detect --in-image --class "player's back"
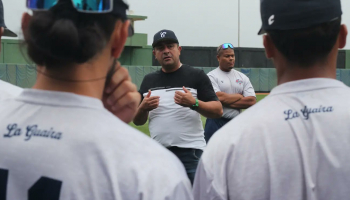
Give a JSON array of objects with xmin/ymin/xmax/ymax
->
[
  {"xmin": 196, "ymin": 78, "xmax": 350, "ymax": 200},
  {"xmin": 0, "ymin": 89, "xmax": 192, "ymax": 200},
  {"xmin": 0, "ymin": 80, "xmax": 23, "ymax": 100}
]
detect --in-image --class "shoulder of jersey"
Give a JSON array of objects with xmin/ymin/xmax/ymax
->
[
  {"xmin": 207, "ymin": 67, "xmax": 219, "ymax": 75},
  {"xmin": 229, "ymin": 95, "xmax": 277, "ymax": 127}
]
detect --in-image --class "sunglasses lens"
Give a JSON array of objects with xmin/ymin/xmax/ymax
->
[
  {"xmin": 72, "ymin": 0, "xmax": 112, "ymax": 12},
  {"xmin": 27, "ymin": 0, "xmax": 57, "ymax": 9},
  {"xmin": 222, "ymin": 43, "xmax": 234, "ymax": 49},
  {"xmin": 27, "ymin": 0, "xmax": 112, "ymax": 12}
]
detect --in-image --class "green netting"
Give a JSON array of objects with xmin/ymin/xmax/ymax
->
[
  {"xmin": 202, "ymin": 67, "xmax": 215, "ymax": 74},
  {"xmin": 249, "ymin": 68, "xmax": 260, "ymax": 91},
  {"xmin": 336, "ymin": 69, "xmax": 341, "ymax": 81},
  {"xmin": 340, "ymin": 70, "xmax": 350, "ymax": 86},
  {"xmin": 259, "ymin": 69, "xmax": 269, "ymax": 92},
  {"xmin": 125, "ymin": 66, "xmax": 137, "ymax": 88},
  {"xmin": 0, "ymin": 64, "xmax": 16, "ymax": 85},
  {"xmin": 135, "ymin": 66, "xmax": 144, "ymax": 89},
  {"xmin": 268, "ymin": 68, "xmax": 278, "ymax": 91},
  {"xmin": 2, "ymin": 65, "xmax": 350, "ymax": 92},
  {"xmin": 16, "ymin": 65, "xmax": 37, "ymax": 88}
]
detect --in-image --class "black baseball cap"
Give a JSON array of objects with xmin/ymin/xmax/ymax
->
[
  {"xmin": 258, "ymin": 0, "xmax": 342, "ymax": 35},
  {"xmin": 111, "ymin": 0, "xmax": 129, "ymax": 20},
  {"xmin": 111, "ymin": 0, "xmax": 134, "ymax": 36},
  {"xmin": 152, "ymin": 29, "xmax": 179, "ymax": 47},
  {"xmin": 0, "ymin": 0, "xmax": 17, "ymax": 37},
  {"xmin": 51, "ymin": 0, "xmax": 133, "ymax": 36}
]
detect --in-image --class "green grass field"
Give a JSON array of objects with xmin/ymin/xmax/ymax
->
[{"xmin": 129, "ymin": 94, "xmax": 268, "ymax": 136}]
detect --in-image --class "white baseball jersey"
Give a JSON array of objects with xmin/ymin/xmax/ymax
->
[
  {"xmin": 207, "ymin": 67, "xmax": 256, "ymax": 119},
  {"xmin": 0, "ymin": 80, "xmax": 23, "ymax": 100},
  {"xmin": 193, "ymin": 78, "xmax": 350, "ymax": 200},
  {"xmin": 0, "ymin": 89, "xmax": 193, "ymax": 200}
]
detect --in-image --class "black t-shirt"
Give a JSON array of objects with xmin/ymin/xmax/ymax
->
[{"xmin": 139, "ymin": 65, "xmax": 219, "ymax": 102}]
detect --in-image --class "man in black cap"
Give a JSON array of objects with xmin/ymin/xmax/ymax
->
[
  {"xmin": 193, "ymin": 0, "xmax": 350, "ymax": 199},
  {"xmin": 134, "ymin": 29, "xmax": 222, "ymax": 184}
]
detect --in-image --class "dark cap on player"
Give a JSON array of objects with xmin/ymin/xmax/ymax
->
[
  {"xmin": 152, "ymin": 29, "xmax": 179, "ymax": 48},
  {"xmin": 51, "ymin": 0, "xmax": 133, "ymax": 36},
  {"xmin": 111, "ymin": 0, "xmax": 129, "ymax": 20},
  {"xmin": 113, "ymin": 0, "xmax": 135, "ymax": 37},
  {"xmin": 0, "ymin": 0, "xmax": 17, "ymax": 37},
  {"xmin": 258, "ymin": 0, "xmax": 342, "ymax": 35},
  {"xmin": 98, "ymin": 0, "xmax": 135, "ymax": 36}
]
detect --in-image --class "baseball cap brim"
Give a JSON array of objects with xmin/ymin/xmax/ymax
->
[
  {"xmin": 152, "ymin": 38, "xmax": 179, "ymax": 47},
  {"xmin": 128, "ymin": 24, "xmax": 134, "ymax": 37},
  {"xmin": 3, "ymin": 28, "xmax": 17, "ymax": 37},
  {"xmin": 258, "ymin": 27, "xmax": 266, "ymax": 35}
]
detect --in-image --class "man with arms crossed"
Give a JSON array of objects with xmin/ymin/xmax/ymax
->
[
  {"xmin": 133, "ymin": 29, "xmax": 222, "ymax": 184},
  {"xmin": 204, "ymin": 43, "xmax": 256, "ymax": 142},
  {"xmin": 194, "ymin": 0, "xmax": 350, "ymax": 199}
]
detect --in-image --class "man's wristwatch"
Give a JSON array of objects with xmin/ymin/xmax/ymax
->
[{"xmin": 190, "ymin": 99, "xmax": 199, "ymax": 110}]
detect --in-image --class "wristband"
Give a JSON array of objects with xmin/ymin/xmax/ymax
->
[{"xmin": 190, "ymin": 99, "xmax": 199, "ymax": 110}]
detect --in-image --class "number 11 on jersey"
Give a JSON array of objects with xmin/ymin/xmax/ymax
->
[{"xmin": 0, "ymin": 168, "xmax": 62, "ymax": 200}]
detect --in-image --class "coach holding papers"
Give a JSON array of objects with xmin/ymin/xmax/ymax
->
[{"xmin": 133, "ymin": 29, "xmax": 222, "ymax": 184}]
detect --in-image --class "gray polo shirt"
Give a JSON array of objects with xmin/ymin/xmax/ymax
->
[
  {"xmin": 194, "ymin": 78, "xmax": 350, "ymax": 200},
  {"xmin": 0, "ymin": 89, "xmax": 193, "ymax": 200},
  {"xmin": 207, "ymin": 67, "xmax": 256, "ymax": 119}
]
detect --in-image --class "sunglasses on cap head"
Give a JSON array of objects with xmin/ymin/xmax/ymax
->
[
  {"xmin": 27, "ymin": 0, "xmax": 113, "ymax": 13},
  {"xmin": 26, "ymin": 0, "xmax": 134, "ymax": 36},
  {"xmin": 221, "ymin": 43, "xmax": 234, "ymax": 50},
  {"xmin": 217, "ymin": 43, "xmax": 234, "ymax": 54}
]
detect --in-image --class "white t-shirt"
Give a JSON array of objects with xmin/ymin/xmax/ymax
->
[
  {"xmin": 207, "ymin": 67, "xmax": 256, "ymax": 119},
  {"xmin": 139, "ymin": 65, "xmax": 219, "ymax": 150},
  {"xmin": 0, "ymin": 80, "xmax": 23, "ymax": 100},
  {"xmin": 147, "ymin": 88, "xmax": 206, "ymax": 150},
  {"xmin": 0, "ymin": 89, "xmax": 193, "ymax": 200},
  {"xmin": 193, "ymin": 78, "xmax": 350, "ymax": 200}
]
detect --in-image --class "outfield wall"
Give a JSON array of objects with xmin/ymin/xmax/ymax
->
[
  {"xmin": 2, "ymin": 39, "xmax": 349, "ymax": 69},
  {"xmin": 2, "ymin": 65, "xmax": 350, "ymax": 92}
]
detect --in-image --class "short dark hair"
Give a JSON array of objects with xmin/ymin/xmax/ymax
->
[
  {"xmin": 23, "ymin": 1, "xmax": 121, "ymax": 69},
  {"xmin": 267, "ymin": 18, "xmax": 341, "ymax": 67}
]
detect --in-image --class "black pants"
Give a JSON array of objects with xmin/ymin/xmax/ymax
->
[
  {"xmin": 167, "ymin": 147, "xmax": 203, "ymax": 185},
  {"xmin": 204, "ymin": 117, "xmax": 232, "ymax": 142}
]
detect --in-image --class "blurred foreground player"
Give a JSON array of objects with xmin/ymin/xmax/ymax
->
[
  {"xmin": 0, "ymin": 0, "xmax": 193, "ymax": 199},
  {"xmin": 0, "ymin": 0, "xmax": 140, "ymax": 124},
  {"xmin": 194, "ymin": 0, "xmax": 350, "ymax": 199}
]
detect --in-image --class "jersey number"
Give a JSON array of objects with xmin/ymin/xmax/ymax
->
[{"xmin": 0, "ymin": 168, "xmax": 62, "ymax": 200}]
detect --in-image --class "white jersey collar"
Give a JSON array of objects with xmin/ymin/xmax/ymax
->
[
  {"xmin": 16, "ymin": 89, "xmax": 104, "ymax": 109},
  {"xmin": 270, "ymin": 78, "xmax": 347, "ymax": 96}
]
